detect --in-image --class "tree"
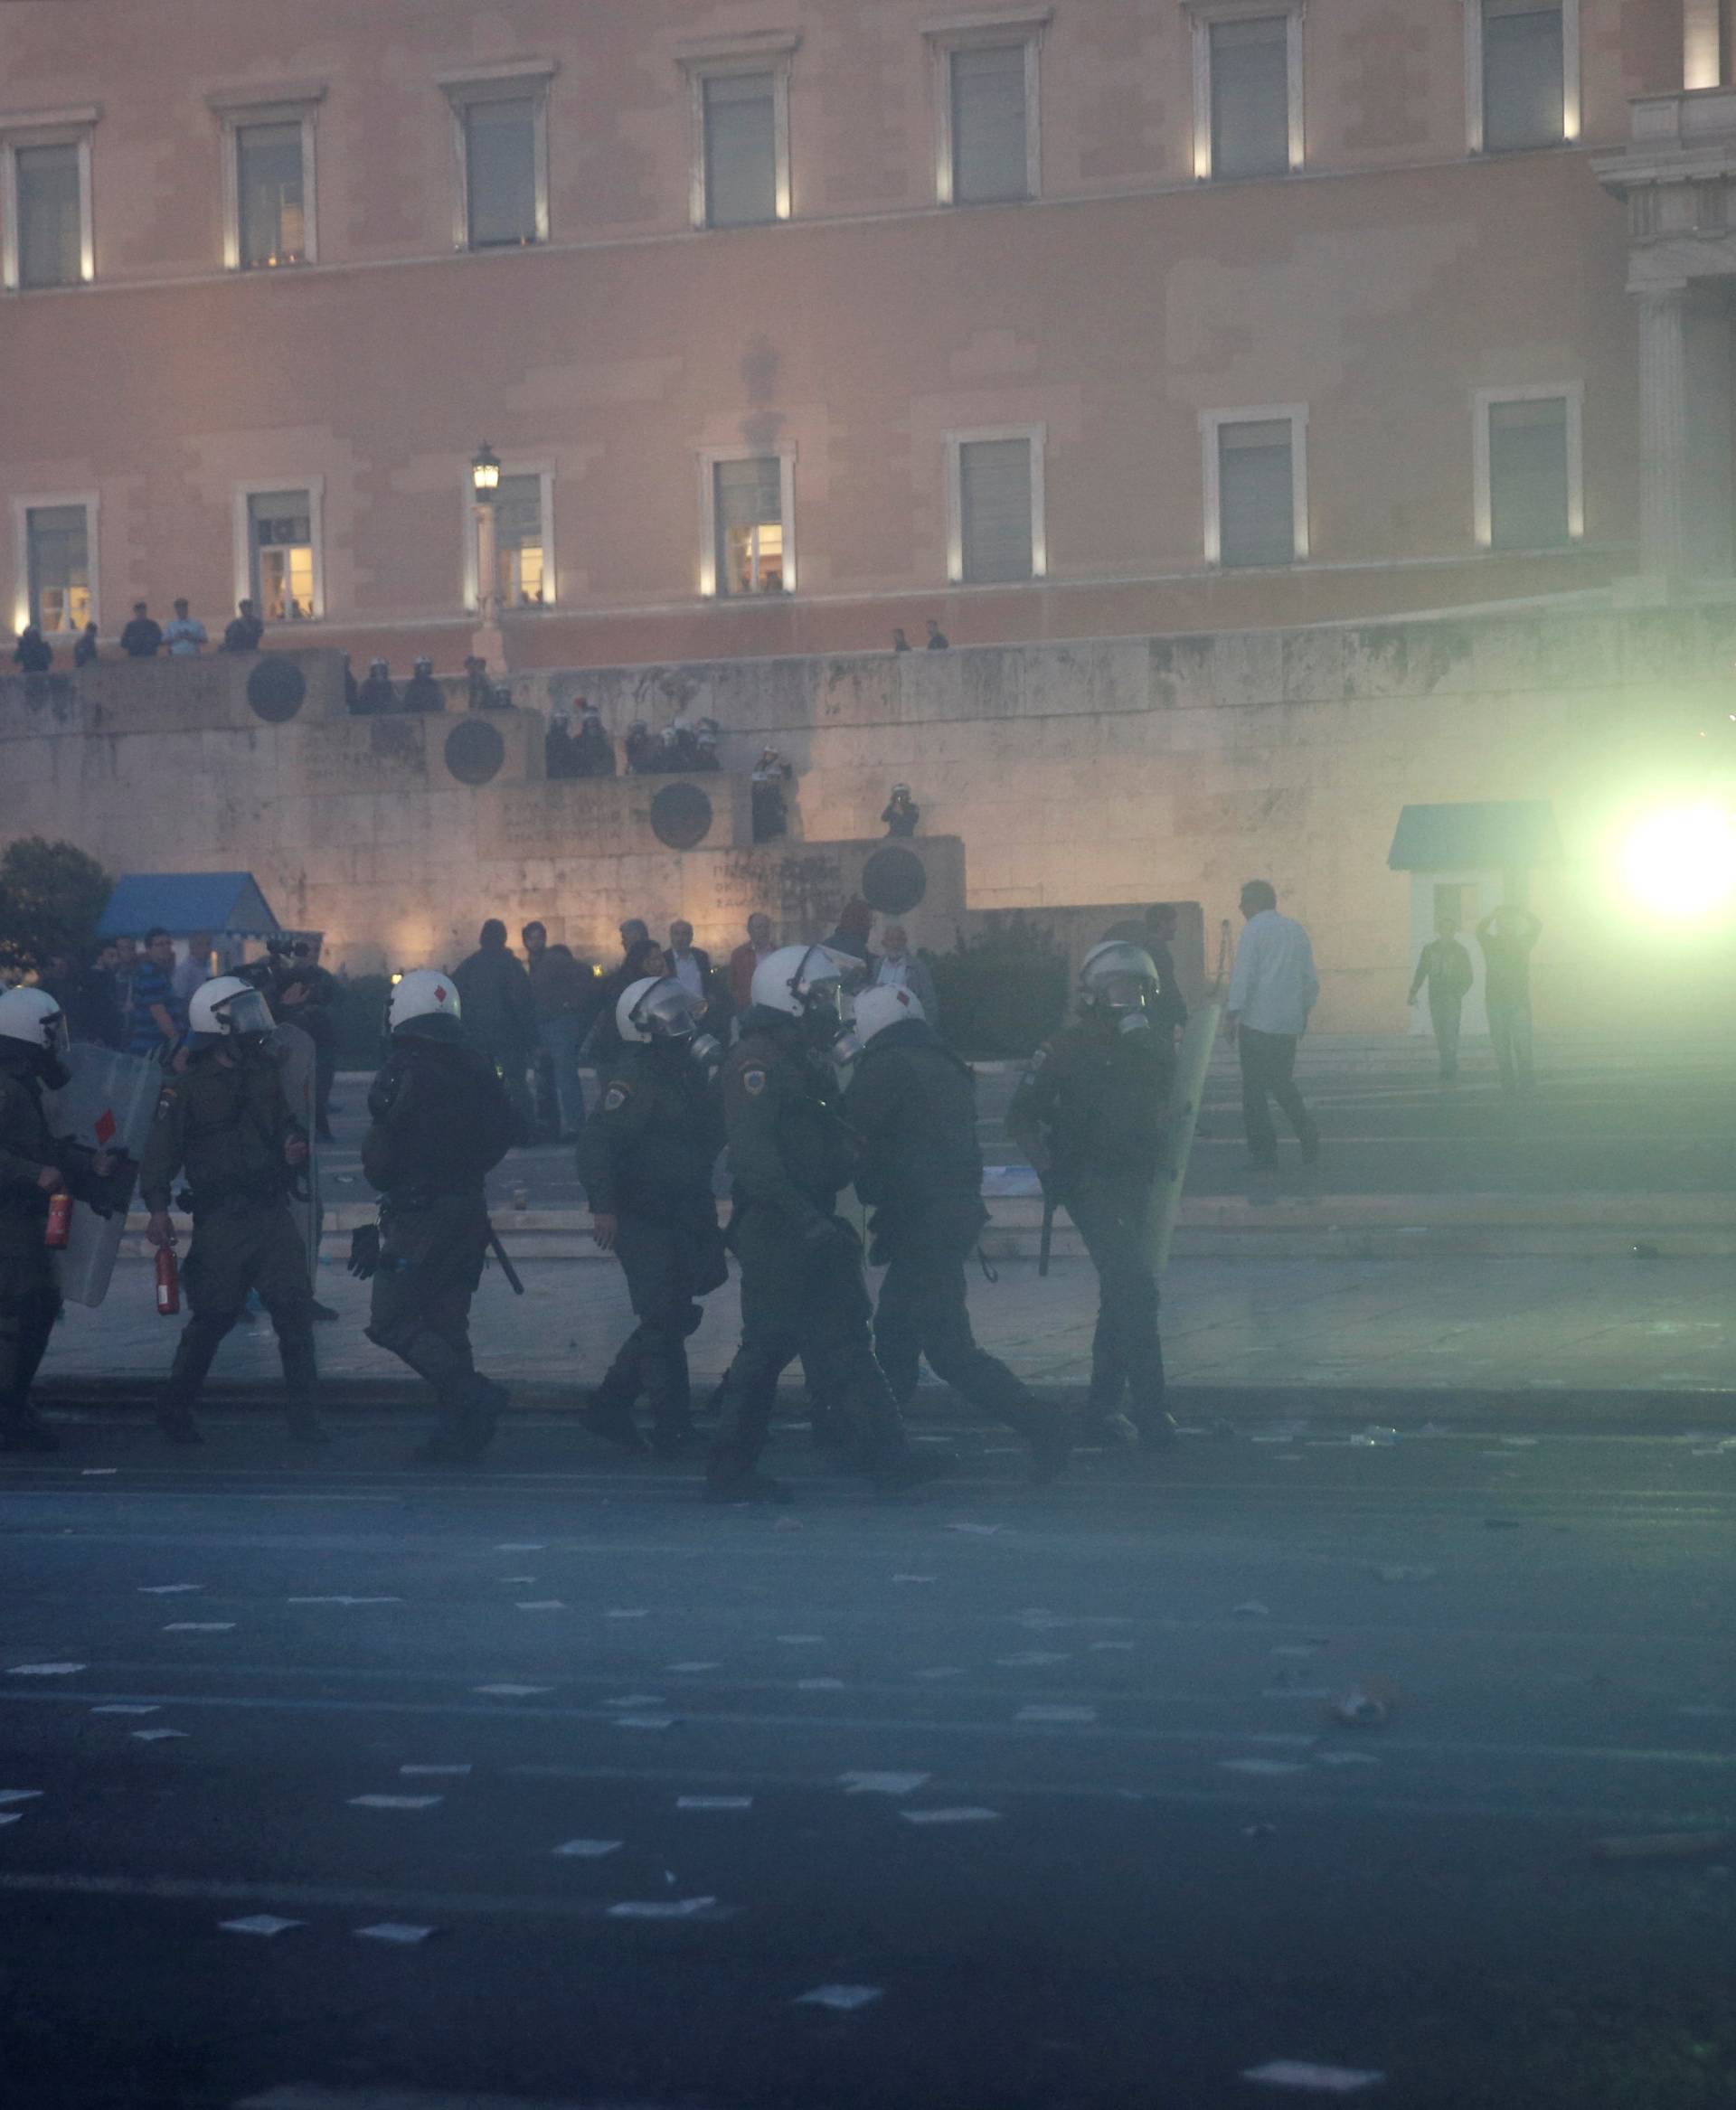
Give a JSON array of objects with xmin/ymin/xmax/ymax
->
[{"xmin": 0, "ymin": 836, "xmax": 113, "ymax": 975}]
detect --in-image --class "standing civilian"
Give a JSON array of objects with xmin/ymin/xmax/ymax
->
[
  {"xmin": 1409, "ymin": 915, "xmax": 1475, "ymax": 1082},
  {"xmin": 1225, "ymin": 881, "xmax": 1320, "ymax": 1172},
  {"xmin": 110, "ymin": 937, "xmax": 138, "ymax": 1036},
  {"xmin": 12, "ymin": 626, "xmax": 52, "ymax": 673},
  {"xmin": 221, "ymin": 600, "xmax": 265, "ymax": 653},
  {"xmin": 868, "ymin": 925, "xmax": 939, "ymax": 1028},
  {"xmin": 1476, "ymin": 903, "xmax": 1543, "ymax": 1094},
  {"xmin": 73, "ymin": 622, "xmax": 100, "ymax": 668},
  {"xmin": 163, "ymin": 599, "xmax": 208, "ymax": 657},
  {"xmin": 120, "ymin": 603, "xmax": 162, "ymax": 657},
  {"xmin": 729, "ymin": 912, "xmax": 777, "ymax": 1013},
  {"xmin": 452, "ymin": 920, "xmax": 536, "ymax": 1136},
  {"xmin": 523, "ymin": 921, "xmax": 592, "ymax": 1143},
  {"xmin": 174, "ymin": 931, "xmax": 214, "ymax": 1012},
  {"xmin": 823, "ymin": 897, "xmax": 874, "ymax": 968},
  {"xmin": 665, "ymin": 920, "xmax": 713, "ymax": 1018},
  {"xmin": 49, "ymin": 946, "xmax": 122, "ymax": 1050},
  {"xmin": 129, "ymin": 928, "xmax": 185, "ymax": 1063}
]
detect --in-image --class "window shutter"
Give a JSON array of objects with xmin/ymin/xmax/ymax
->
[
  {"xmin": 17, "ymin": 143, "xmax": 80, "ymax": 288},
  {"xmin": 1219, "ymin": 420, "xmax": 1295, "ymax": 568},
  {"xmin": 1483, "ymin": 0, "xmax": 1563, "ymax": 150},
  {"xmin": 1488, "ymin": 398, "xmax": 1569, "ymax": 549},
  {"xmin": 1210, "ymin": 16, "xmax": 1289, "ymax": 179},
  {"xmin": 951, "ymin": 43, "xmax": 1028, "ymax": 203},
  {"xmin": 466, "ymin": 98, "xmax": 537, "ymax": 246},
  {"xmin": 959, "ymin": 438, "xmax": 1033, "ymax": 583},
  {"xmin": 704, "ymin": 72, "xmax": 777, "ymax": 227}
]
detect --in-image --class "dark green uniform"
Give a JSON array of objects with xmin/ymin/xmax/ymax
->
[
  {"xmin": 707, "ymin": 1010, "xmax": 929, "ymax": 1495},
  {"xmin": 138, "ymin": 1045, "xmax": 318, "ymax": 1437},
  {"xmin": 362, "ymin": 1036, "xmax": 513, "ymax": 1458},
  {"xmin": 575, "ymin": 1042, "xmax": 726, "ymax": 1455},
  {"xmin": 0, "ymin": 1050, "xmax": 119, "ymax": 1449},
  {"xmin": 1006, "ymin": 1013, "xmax": 1175, "ymax": 1437},
  {"xmin": 846, "ymin": 1017, "xmax": 1067, "ymax": 1477}
]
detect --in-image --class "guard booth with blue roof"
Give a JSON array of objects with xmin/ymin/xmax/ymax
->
[
  {"xmin": 97, "ymin": 871, "xmax": 297, "ymax": 976},
  {"xmin": 1387, "ymin": 802, "xmax": 1562, "ymax": 1041}
]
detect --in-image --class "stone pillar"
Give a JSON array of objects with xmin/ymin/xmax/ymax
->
[
  {"xmin": 1637, "ymin": 284, "xmax": 1692, "ymax": 585},
  {"xmin": 470, "ymin": 498, "xmax": 505, "ymax": 674}
]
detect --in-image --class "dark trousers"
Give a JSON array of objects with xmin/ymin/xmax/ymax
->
[
  {"xmin": 1238, "ymin": 1026, "xmax": 1316, "ymax": 1165},
  {"xmin": 710, "ymin": 1210, "xmax": 910, "ymax": 1484},
  {"xmin": 1064, "ymin": 1183, "xmax": 1165, "ymax": 1420},
  {"xmin": 874, "ymin": 1200, "xmax": 1033, "ymax": 1432},
  {"xmin": 163, "ymin": 1201, "xmax": 316, "ymax": 1422},
  {"xmin": 0, "ymin": 1253, "xmax": 61, "ymax": 1426},
  {"xmin": 594, "ymin": 1210, "xmax": 725, "ymax": 1439},
  {"xmin": 365, "ymin": 1195, "xmax": 489, "ymax": 1418}
]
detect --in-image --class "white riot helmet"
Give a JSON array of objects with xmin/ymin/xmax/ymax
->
[
  {"xmin": 851, "ymin": 983, "xmax": 925, "ymax": 1048},
  {"xmin": 0, "ymin": 986, "xmax": 71, "ymax": 1064},
  {"xmin": 617, "ymin": 975, "xmax": 696, "ymax": 1045},
  {"xmin": 750, "ymin": 944, "xmax": 849, "ymax": 1025},
  {"xmin": 387, "ymin": 968, "xmax": 462, "ymax": 1042},
  {"xmin": 1079, "ymin": 939, "xmax": 1159, "ymax": 1026},
  {"xmin": 188, "ymin": 974, "xmax": 275, "ymax": 1044}
]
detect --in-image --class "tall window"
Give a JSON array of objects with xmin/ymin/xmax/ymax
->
[
  {"xmin": 703, "ymin": 72, "xmax": 777, "ymax": 227},
  {"xmin": 1203, "ymin": 410, "xmax": 1307, "ymax": 568},
  {"xmin": 1484, "ymin": 395, "xmax": 1572, "ymax": 548},
  {"xmin": 1477, "ymin": 0, "xmax": 1571, "ymax": 150},
  {"xmin": 955, "ymin": 436, "xmax": 1037, "ymax": 584},
  {"xmin": 464, "ymin": 97, "xmax": 539, "ymax": 247},
  {"xmin": 248, "ymin": 491, "xmax": 316, "ymax": 620},
  {"xmin": 713, "ymin": 458, "xmax": 786, "ymax": 595},
  {"xmin": 237, "ymin": 121, "xmax": 307, "ymax": 267},
  {"xmin": 1210, "ymin": 17, "xmax": 1290, "ymax": 177},
  {"xmin": 948, "ymin": 42, "xmax": 1032, "ymax": 203},
  {"xmin": 16, "ymin": 144, "xmax": 80, "ymax": 287},
  {"xmin": 25, "ymin": 504, "xmax": 92, "ymax": 632},
  {"xmin": 494, "ymin": 474, "xmax": 548, "ymax": 606}
]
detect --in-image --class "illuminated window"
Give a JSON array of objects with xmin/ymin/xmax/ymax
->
[
  {"xmin": 1201, "ymin": 408, "xmax": 1308, "ymax": 568},
  {"xmin": 1475, "ymin": 387, "xmax": 1581, "ymax": 550},
  {"xmin": 1468, "ymin": 0, "xmax": 1578, "ymax": 152},
  {"xmin": 248, "ymin": 491, "xmax": 317, "ymax": 620},
  {"xmin": 494, "ymin": 474, "xmax": 548, "ymax": 606},
  {"xmin": 25, "ymin": 504, "xmax": 92, "ymax": 631},
  {"xmin": 237, "ymin": 121, "xmax": 307, "ymax": 266},
  {"xmin": 1, "ymin": 113, "xmax": 96, "ymax": 290},
  {"xmin": 714, "ymin": 458, "xmax": 786, "ymax": 595}
]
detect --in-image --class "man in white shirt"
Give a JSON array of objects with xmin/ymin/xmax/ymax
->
[
  {"xmin": 1225, "ymin": 880, "xmax": 1320, "ymax": 1171},
  {"xmin": 665, "ymin": 919, "xmax": 712, "ymax": 1013},
  {"xmin": 870, "ymin": 925, "xmax": 939, "ymax": 1029},
  {"xmin": 172, "ymin": 931, "xmax": 213, "ymax": 1008},
  {"xmin": 163, "ymin": 598, "xmax": 208, "ymax": 656}
]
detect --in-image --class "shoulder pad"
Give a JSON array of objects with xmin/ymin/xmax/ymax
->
[{"xmin": 601, "ymin": 1079, "xmax": 633, "ymax": 1113}]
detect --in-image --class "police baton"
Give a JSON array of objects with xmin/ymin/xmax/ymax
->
[
  {"xmin": 486, "ymin": 1222, "xmax": 526, "ymax": 1295},
  {"xmin": 1038, "ymin": 1190, "xmax": 1055, "ymax": 1278}
]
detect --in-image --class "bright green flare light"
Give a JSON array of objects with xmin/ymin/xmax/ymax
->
[{"xmin": 1619, "ymin": 802, "xmax": 1736, "ymax": 919}]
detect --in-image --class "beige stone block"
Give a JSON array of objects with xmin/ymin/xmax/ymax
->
[
  {"xmin": 1280, "ymin": 626, "xmax": 1346, "ymax": 705},
  {"xmin": 1343, "ymin": 621, "xmax": 1477, "ymax": 701},
  {"xmin": 816, "ymin": 656, "xmax": 902, "ymax": 727}
]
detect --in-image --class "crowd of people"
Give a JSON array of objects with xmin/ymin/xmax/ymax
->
[{"xmin": 11, "ymin": 598, "xmax": 268, "ymax": 673}]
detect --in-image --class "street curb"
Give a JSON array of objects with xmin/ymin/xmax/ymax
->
[{"xmin": 31, "ymin": 1376, "xmax": 1736, "ymax": 1431}]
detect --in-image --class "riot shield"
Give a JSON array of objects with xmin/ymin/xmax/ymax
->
[
  {"xmin": 272, "ymin": 1021, "xmax": 323, "ymax": 1290},
  {"xmin": 43, "ymin": 1044, "xmax": 162, "ymax": 1308},
  {"xmin": 1151, "ymin": 918, "xmax": 1232, "ymax": 1273}
]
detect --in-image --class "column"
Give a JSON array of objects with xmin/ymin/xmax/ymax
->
[
  {"xmin": 471, "ymin": 500, "xmax": 505, "ymax": 675},
  {"xmin": 1637, "ymin": 284, "xmax": 1692, "ymax": 584}
]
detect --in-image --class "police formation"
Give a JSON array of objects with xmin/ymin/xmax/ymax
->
[{"xmin": 0, "ymin": 939, "xmax": 1179, "ymax": 1492}]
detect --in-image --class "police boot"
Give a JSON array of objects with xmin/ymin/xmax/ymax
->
[
  {"xmin": 0, "ymin": 1406, "xmax": 61, "ymax": 1454},
  {"xmin": 455, "ymin": 1375, "xmax": 506, "ymax": 1459},
  {"xmin": 581, "ymin": 1393, "xmax": 649, "ymax": 1454},
  {"xmin": 278, "ymin": 1328, "xmax": 329, "ymax": 1445},
  {"xmin": 1018, "ymin": 1406, "xmax": 1072, "ymax": 1486},
  {"xmin": 1134, "ymin": 1408, "xmax": 1179, "ymax": 1448}
]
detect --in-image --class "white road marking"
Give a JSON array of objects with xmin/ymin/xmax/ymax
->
[{"xmin": 796, "ymin": 1984, "xmax": 882, "ymax": 2011}]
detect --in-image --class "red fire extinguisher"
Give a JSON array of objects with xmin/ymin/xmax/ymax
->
[
  {"xmin": 44, "ymin": 1192, "xmax": 73, "ymax": 1248},
  {"xmin": 156, "ymin": 1246, "xmax": 181, "ymax": 1317}
]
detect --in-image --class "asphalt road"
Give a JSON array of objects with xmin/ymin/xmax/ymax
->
[
  {"xmin": 312, "ymin": 1048, "xmax": 1736, "ymax": 1214},
  {"xmin": 3, "ymin": 1418, "xmax": 1732, "ymax": 2110}
]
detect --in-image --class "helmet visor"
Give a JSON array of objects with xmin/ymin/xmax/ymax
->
[
  {"xmin": 42, "ymin": 1008, "xmax": 71, "ymax": 1061},
  {"xmin": 1082, "ymin": 941, "xmax": 1158, "ymax": 1011},
  {"xmin": 797, "ymin": 946, "xmax": 850, "ymax": 1013},
  {"xmin": 631, "ymin": 978, "xmax": 699, "ymax": 1041},
  {"xmin": 219, "ymin": 989, "xmax": 275, "ymax": 1039}
]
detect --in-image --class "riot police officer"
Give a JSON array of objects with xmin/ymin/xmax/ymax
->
[
  {"xmin": 707, "ymin": 945, "xmax": 955, "ymax": 1503},
  {"xmin": 0, "ymin": 988, "xmax": 125, "ymax": 1452},
  {"xmin": 357, "ymin": 970, "xmax": 514, "ymax": 1462},
  {"xmin": 1006, "ymin": 941, "xmax": 1178, "ymax": 1448},
  {"xmin": 845, "ymin": 984, "xmax": 1070, "ymax": 1483},
  {"xmin": 576, "ymin": 975, "xmax": 725, "ymax": 1457},
  {"xmin": 141, "ymin": 976, "xmax": 325, "ymax": 1445}
]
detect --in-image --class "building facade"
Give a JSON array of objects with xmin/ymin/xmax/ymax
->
[{"xmin": 0, "ymin": 0, "xmax": 1712, "ymax": 672}]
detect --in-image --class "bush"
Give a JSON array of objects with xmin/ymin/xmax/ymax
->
[
  {"xmin": 925, "ymin": 915, "xmax": 1070, "ymax": 1059},
  {"xmin": 0, "ymin": 837, "xmax": 112, "ymax": 975},
  {"xmin": 332, "ymin": 974, "xmax": 392, "ymax": 1069}
]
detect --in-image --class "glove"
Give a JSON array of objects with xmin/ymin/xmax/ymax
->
[{"xmin": 347, "ymin": 1222, "xmax": 382, "ymax": 1280}]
